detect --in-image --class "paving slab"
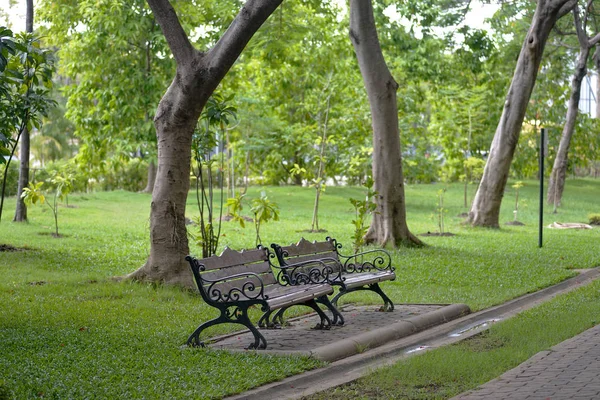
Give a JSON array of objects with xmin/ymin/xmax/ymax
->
[
  {"xmin": 208, "ymin": 303, "xmax": 470, "ymax": 361},
  {"xmin": 452, "ymin": 323, "xmax": 600, "ymax": 400}
]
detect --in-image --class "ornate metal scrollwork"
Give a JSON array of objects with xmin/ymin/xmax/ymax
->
[{"xmin": 203, "ymin": 273, "xmax": 266, "ymax": 303}]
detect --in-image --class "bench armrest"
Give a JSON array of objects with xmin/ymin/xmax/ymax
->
[
  {"xmin": 273, "ymin": 257, "xmax": 343, "ymax": 285},
  {"xmin": 338, "ymin": 249, "xmax": 394, "ymax": 273}
]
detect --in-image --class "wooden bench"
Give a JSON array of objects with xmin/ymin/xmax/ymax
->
[
  {"xmin": 185, "ymin": 246, "xmax": 337, "ymax": 349},
  {"xmin": 271, "ymin": 237, "xmax": 396, "ymax": 318}
]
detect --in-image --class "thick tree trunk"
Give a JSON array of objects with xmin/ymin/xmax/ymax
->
[
  {"xmin": 13, "ymin": 128, "xmax": 29, "ymax": 222},
  {"xmin": 14, "ymin": 0, "xmax": 34, "ymax": 223},
  {"xmin": 349, "ymin": 0, "xmax": 421, "ymax": 247},
  {"xmin": 547, "ymin": 7, "xmax": 600, "ymax": 208},
  {"xmin": 141, "ymin": 159, "xmax": 157, "ymax": 194},
  {"xmin": 468, "ymin": 0, "xmax": 576, "ymax": 227},
  {"xmin": 127, "ymin": 0, "xmax": 282, "ymax": 286}
]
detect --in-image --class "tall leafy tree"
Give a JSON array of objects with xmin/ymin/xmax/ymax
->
[
  {"xmin": 468, "ymin": 0, "xmax": 577, "ymax": 228},
  {"xmin": 349, "ymin": 0, "xmax": 422, "ymax": 247},
  {"xmin": 547, "ymin": 2, "xmax": 600, "ymax": 208},
  {"xmin": 0, "ymin": 29, "xmax": 55, "ymax": 223},
  {"xmin": 13, "ymin": 0, "xmax": 34, "ymax": 222},
  {"xmin": 127, "ymin": 0, "xmax": 283, "ymax": 286},
  {"xmin": 38, "ymin": 0, "xmax": 175, "ymax": 193}
]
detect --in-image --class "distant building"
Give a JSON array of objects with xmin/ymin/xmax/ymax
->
[{"xmin": 579, "ymin": 72, "xmax": 597, "ymax": 117}]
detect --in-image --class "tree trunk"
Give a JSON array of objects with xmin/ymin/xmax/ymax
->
[
  {"xmin": 141, "ymin": 159, "xmax": 157, "ymax": 194},
  {"xmin": 13, "ymin": 0, "xmax": 34, "ymax": 223},
  {"xmin": 349, "ymin": 0, "xmax": 421, "ymax": 247},
  {"xmin": 547, "ymin": 7, "xmax": 600, "ymax": 208},
  {"xmin": 468, "ymin": 0, "xmax": 576, "ymax": 228},
  {"xmin": 13, "ymin": 127, "xmax": 29, "ymax": 222},
  {"xmin": 594, "ymin": 45, "xmax": 600, "ymax": 118},
  {"xmin": 127, "ymin": 0, "xmax": 282, "ymax": 287}
]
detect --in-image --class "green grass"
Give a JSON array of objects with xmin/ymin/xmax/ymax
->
[
  {"xmin": 0, "ymin": 179, "xmax": 599, "ymax": 398},
  {"xmin": 305, "ymin": 276, "xmax": 600, "ymax": 400}
]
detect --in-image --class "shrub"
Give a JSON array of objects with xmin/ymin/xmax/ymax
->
[
  {"xmin": 588, "ymin": 213, "xmax": 600, "ymax": 225},
  {"xmin": 0, "ymin": 162, "xmax": 19, "ymax": 197}
]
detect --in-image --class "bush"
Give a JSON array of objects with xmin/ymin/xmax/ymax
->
[
  {"xmin": 588, "ymin": 213, "xmax": 600, "ymax": 225},
  {"xmin": 0, "ymin": 162, "xmax": 19, "ymax": 197}
]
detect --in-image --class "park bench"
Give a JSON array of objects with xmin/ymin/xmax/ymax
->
[
  {"xmin": 271, "ymin": 237, "xmax": 396, "ymax": 321},
  {"xmin": 185, "ymin": 246, "xmax": 339, "ymax": 350}
]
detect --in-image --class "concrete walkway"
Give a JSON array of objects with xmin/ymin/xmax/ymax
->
[
  {"xmin": 208, "ymin": 303, "xmax": 470, "ymax": 361},
  {"xmin": 453, "ymin": 323, "xmax": 600, "ymax": 400}
]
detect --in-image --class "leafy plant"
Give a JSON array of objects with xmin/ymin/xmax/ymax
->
[
  {"xmin": 462, "ymin": 156, "xmax": 485, "ymax": 208},
  {"xmin": 436, "ymin": 187, "xmax": 448, "ymax": 234},
  {"xmin": 190, "ymin": 93, "xmax": 237, "ymax": 258},
  {"xmin": 225, "ymin": 192, "xmax": 247, "ymax": 228},
  {"xmin": 250, "ymin": 192, "xmax": 279, "ymax": 247},
  {"xmin": 0, "ymin": 29, "xmax": 56, "ymax": 222},
  {"xmin": 21, "ymin": 171, "xmax": 72, "ymax": 237},
  {"xmin": 349, "ymin": 178, "xmax": 377, "ymax": 253}
]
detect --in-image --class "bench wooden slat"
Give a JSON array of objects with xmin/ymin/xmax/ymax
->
[
  {"xmin": 266, "ymin": 284, "xmax": 333, "ymax": 309},
  {"xmin": 281, "ymin": 251, "xmax": 340, "ymax": 265},
  {"xmin": 199, "ymin": 247, "xmax": 268, "ymax": 271},
  {"xmin": 279, "ymin": 238, "xmax": 334, "ymax": 257},
  {"xmin": 342, "ymin": 271, "xmax": 396, "ymax": 289},
  {"xmin": 201, "ymin": 261, "xmax": 273, "ymax": 282}
]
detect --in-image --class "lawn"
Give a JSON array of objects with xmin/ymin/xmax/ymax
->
[{"xmin": 1, "ymin": 179, "xmax": 599, "ymax": 398}]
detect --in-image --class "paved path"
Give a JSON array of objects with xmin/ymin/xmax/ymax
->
[
  {"xmin": 453, "ymin": 323, "xmax": 600, "ymax": 400},
  {"xmin": 207, "ymin": 303, "xmax": 470, "ymax": 361},
  {"xmin": 210, "ymin": 304, "xmax": 442, "ymax": 352}
]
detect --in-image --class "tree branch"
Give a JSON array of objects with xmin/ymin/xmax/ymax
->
[
  {"xmin": 573, "ymin": 6, "xmax": 589, "ymax": 46},
  {"xmin": 207, "ymin": 0, "xmax": 283, "ymax": 82},
  {"xmin": 589, "ymin": 32, "xmax": 600, "ymax": 46},
  {"xmin": 145, "ymin": 0, "xmax": 194, "ymax": 65},
  {"xmin": 557, "ymin": 0, "xmax": 578, "ymax": 20}
]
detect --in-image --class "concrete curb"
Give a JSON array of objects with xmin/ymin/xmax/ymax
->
[{"xmin": 310, "ymin": 303, "xmax": 471, "ymax": 361}]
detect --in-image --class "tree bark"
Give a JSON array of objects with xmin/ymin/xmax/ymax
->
[
  {"xmin": 468, "ymin": 0, "xmax": 577, "ymax": 228},
  {"xmin": 595, "ymin": 45, "xmax": 600, "ymax": 118},
  {"xmin": 13, "ymin": 0, "xmax": 34, "ymax": 223},
  {"xmin": 349, "ymin": 0, "xmax": 421, "ymax": 247},
  {"xmin": 127, "ymin": 0, "xmax": 282, "ymax": 287},
  {"xmin": 547, "ymin": 7, "xmax": 600, "ymax": 209},
  {"xmin": 141, "ymin": 159, "xmax": 157, "ymax": 194}
]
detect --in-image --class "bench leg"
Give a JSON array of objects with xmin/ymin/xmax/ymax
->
[
  {"xmin": 258, "ymin": 309, "xmax": 273, "ymax": 328},
  {"xmin": 187, "ymin": 305, "xmax": 268, "ymax": 350},
  {"xmin": 187, "ymin": 317, "xmax": 221, "ymax": 347},
  {"xmin": 305, "ymin": 299, "xmax": 332, "ymax": 330},
  {"xmin": 332, "ymin": 283, "xmax": 394, "ymax": 312},
  {"xmin": 259, "ymin": 308, "xmax": 287, "ymax": 329},
  {"xmin": 270, "ymin": 306, "xmax": 289, "ymax": 327},
  {"xmin": 317, "ymin": 295, "xmax": 344, "ymax": 326}
]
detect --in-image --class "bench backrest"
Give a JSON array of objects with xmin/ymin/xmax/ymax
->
[
  {"xmin": 272, "ymin": 238, "xmax": 343, "ymax": 280},
  {"xmin": 187, "ymin": 247, "xmax": 278, "ymax": 304}
]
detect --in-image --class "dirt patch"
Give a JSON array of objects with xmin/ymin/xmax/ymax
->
[
  {"xmin": 27, "ymin": 281, "xmax": 48, "ymax": 286},
  {"xmin": 220, "ymin": 215, "xmax": 253, "ymax": 222},
  {"xmin": 457, "ymin": 212, "xmax": 469, "ymax": 218},
  {"xmin": 37, "ymin": 232, "xmax": 67, "ymax": 238},
  {"xmin": 505, "ymin": 221, "xmax": 525, "ymax": 226},
  {"xmin": 419, "ymin": 232, "xmax": 456, "ymax": 237},
  {"xmin": 297, "ymin": 229, "xmax": 328, "ymax": 233},
  {"xmin": 0, "ymin": 244, "xmax": 25, "ymax": 252}
]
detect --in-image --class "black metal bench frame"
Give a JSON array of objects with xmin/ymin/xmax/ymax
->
[
  {"xmin": 185, "ymin": 246, "xmax": 339, "ymax": 350},
  {"xmin": 271, "ymin": 237, "xmax": 396, "ymax": 316}
]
